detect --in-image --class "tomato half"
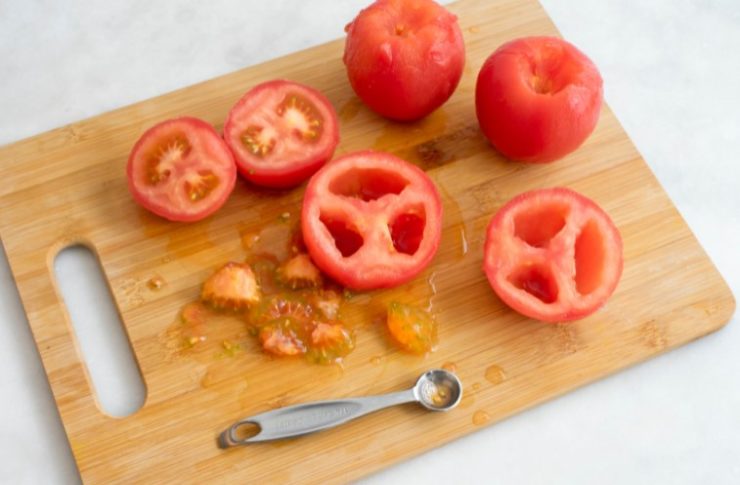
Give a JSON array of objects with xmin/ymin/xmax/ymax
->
[
  {"xmin": 476, "ymin": 36, "xmax": 603, "ymax": 163},
  {"xmin": 343, "ymin": 0, "xmax": 465, "ymax": 121},
  {"xmin": 223, "ymin": 80, "xmax": 340, "ymax": 188},
  {"xmin": 127, "ymin": 117, "xmax": 236, "ymax": 222},
  {"xmin": 483, "ymin": 188, "xmax": 622, "ymax": 322},
  {"xmin": 302, "ymin": 150, "xmax": 443, "ymax": 290}
]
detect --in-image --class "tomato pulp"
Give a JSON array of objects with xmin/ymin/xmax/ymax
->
[
  {"xmin": 483, "ymin": 188, "xmax": 622, "ymax": 322},
  {"xmin": 127, "ymin": 117, "xmax": 237, "ymax": 222},
  {"xmin": 344, "ymin": 0, "xmax": 465, "ymax": 121},
  {"xmin": 476, "ymin": 36, "xmax": 603, "ymax": 163},
  {"xmin": 387, "ymin": 301, "xmax": 438, "ymax": 354},
  {"xmin": 223, "ymin": 80, "xmax": 340, "ymax": 188},
  {"xmin": 302, "ymin": 150, "xmax": 443, "ymax": 290}
]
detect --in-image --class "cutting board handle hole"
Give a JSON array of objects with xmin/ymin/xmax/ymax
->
[{"xmin": 54, "ymin": 245, "xmax": 146, "ymax": 417}]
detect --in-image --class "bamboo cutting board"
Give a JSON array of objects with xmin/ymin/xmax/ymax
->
[{"xmin": 0, "ymin": 0, "xmax": 735, "ymax": 482}]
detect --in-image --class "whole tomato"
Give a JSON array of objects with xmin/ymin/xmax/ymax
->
[
  {"xmin": 476, "ymin": 36, "xmax": 603, "ymax": 163},
  {"xmin": 344, "ymin": 0, "xmax": 465, "ymax": 121}
]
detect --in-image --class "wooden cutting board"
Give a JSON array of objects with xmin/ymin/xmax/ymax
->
[{"xmin": 0, "ymin": 0, "xmax": 734, "ymax": 482}]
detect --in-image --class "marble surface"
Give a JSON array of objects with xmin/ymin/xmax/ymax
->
[{"xmin": 1, "ymin": 0, "xmax": 738, "ymax": 483}]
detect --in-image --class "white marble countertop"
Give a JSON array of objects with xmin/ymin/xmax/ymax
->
[{"xmin": 1, "ymin": 1, "xmax": 738, "ymax": 483}]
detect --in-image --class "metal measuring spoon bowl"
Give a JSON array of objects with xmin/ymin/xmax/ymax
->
[
  {"xmin": 415, "ymin": 368, "xmax": 463, "ymax": 411},
  {"xmin": 219, "ymin": 368, "xmax": 463, "ymax": 448}
]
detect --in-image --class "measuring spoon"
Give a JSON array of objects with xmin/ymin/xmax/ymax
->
[{"xmin": 218, "ymin": 369, "xmax": 463, "ymax": 447}]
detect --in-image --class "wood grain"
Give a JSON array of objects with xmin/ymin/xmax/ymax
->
[{"xmin": 0, "ymin": 0, "xmax": 734, "ymax": 483}]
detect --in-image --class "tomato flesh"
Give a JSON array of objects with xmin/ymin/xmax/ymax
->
[
  {"xmin": 249, "ymin": 289, "xmax": 354, "ymax": 363},
  {"xmin": 476, "ymin": 37, "xmax": 603, "ymax": 163},
  {"xmin": 483, "ymin": 188, "xmax": 622, "ymax": 322},
  {"xmin": 201, "ymin": 262, "xmax": 261, "ymax": 311},
  {"xmin": 223, "ymin": 80, "xmax": 339, "ymax": 188},
  {"xmin": 259, "ymin": 317, "xmax": 307, "ymax": 356},
  {"xmin": 127, "ymin": 117, "xmax": 236, "ymax": 222},
  {"xmin": 276, "ymin": 254, "xmax": 323, "ymax": 289},
  {"xmin": 386, "ymin": 301, "xmax": 438, "ymax": 354},
  {"xmin": 344, "ymin": 0, "xmax": 465, "ymax": 121},
  {"xmin": 302, "ymin": 150, "xmax": 443, "ymax": 290}
]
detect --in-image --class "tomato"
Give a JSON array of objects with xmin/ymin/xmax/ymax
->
[
  {"xmin": 249, "ymin": 289, "xmax": 354, "ymax": 363},
  {"xmin": 483, "ymin": 188, "xmax": 622, "ymax": 322},
  {"xmin": 201, "ymin": 262, "xmax": 261, "ymax": 311},
  {"xmin": 476, "ymin": 36, "xmax": 603, "ymax": 163},
  {"xmin": 386, "ymin": 302, "xmax": 437, "ymax": 354},
  {"xmin": 343, "ymin": 0, "xmax": 465, "ymax": 121},
  {"xmin": 307, "ymin": 322, "xmax": 355, "ymax": 364},
  {"xmin": 179, "ymin": 302, "xmax": 209, "ymax": 348},
  {"xmin": 259, "ymin": 317, "xmax": 308, "ymax": 356},
  {"xmin": 276, "ymin": 254, "xmax": 323, "ymax": 289},
  {"xmin": 301, "ymin": 150, "xmax": 443, "ymax": 290},
  {"xmin": 223, "ymin": 80, "xmax": 339, "ymax": 188},
  {"xmin": 127, "ymin": 117, "xmax": 236, "ymax": 221}
]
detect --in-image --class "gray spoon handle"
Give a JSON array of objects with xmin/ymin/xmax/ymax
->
[{"xmin": 219, "ymin": 388, "xmax": 417, "ymax": 446}]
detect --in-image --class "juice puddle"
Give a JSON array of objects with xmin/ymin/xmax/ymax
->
[
  {"xmin": 163, "ymin": 219, "xmax": 442, "ymax": 366},
  {"xmin": 163, "ymin": 220, "xmax": 224, "ymax": 265},
  {"xmin": 147, "ymin": 275, "xmax": 165, "ymax": 290},
  {"xmin": 373, "ymin": 109, "xmax": 486, "ymax": 172},
  {"xmin": 342, "ymin": 266, "xmax": 440, "ymax": 356},
  {"xmin": 339, "ymin": 96, "xmax": 364, "ymax": 123},
  {"xmin": 485, "ymin": 364, "xmax": 506, "ymax": 385},
  {"xmin": 472, "ymin": 410, "xmax": 491, "ymax": 426},
  {"xmin": 161, "ymin": 302, "xmax": 251, "ymax": 365}
]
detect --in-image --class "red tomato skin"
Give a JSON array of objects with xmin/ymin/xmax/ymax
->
[
  {"xmin": 126, "ymin": 117, "xmax": 236, "ymax": 222},
  {"xmin": 223, "ymin": 80, "xmax": 340, "ymax": 189},
  {"xmin": 344, "ymin": 0, "xmax": 465, "ymax": 121},
  {"xmin": 476, "ymin": 37, "xmax": 603, "ymax": 163},
  {"xmin": 301, "ymin": 150, "xmax": 443, "ymax": 290},
  {"xmin": 483, "ymin": 188, "xmax": 622, "ymax": 323}
]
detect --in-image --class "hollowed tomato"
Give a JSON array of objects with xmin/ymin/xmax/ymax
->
[
  {"xmin": 343, "ymin": 0, "xmax": 465, "ymax": 121},
  {"xmin": 126, "ymin": 117, "xmax": 237, "ymax": 222},
  {"xmin": 476, "ymin": 36, "xmax": 603, "ymax": 163},
  {"xmin": 483, "ymin": 188, "xmax": 622, "ymax": 322},
  {"xmin": 302, "ymin": 150, "xmax": 442, "ymax": 290},
  {"xmin": 223, "ymin": 80, "xmax": 340, "ymax": 188}
]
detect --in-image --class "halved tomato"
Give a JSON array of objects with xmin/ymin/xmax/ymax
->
[
  {"xmin": 127, "ymin": 117, "xmax": 237, "ymax": 222},
  {"xmin": 483, "ymin": 188, "xmax": 622, "ymax": 322},
  {"xmin": 223, "ymin": 80, "xmax": 340, "ymax": 188},
  {"xmin": 301, "ymin": 150, "xmax": 443, "ymax": 290}
]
